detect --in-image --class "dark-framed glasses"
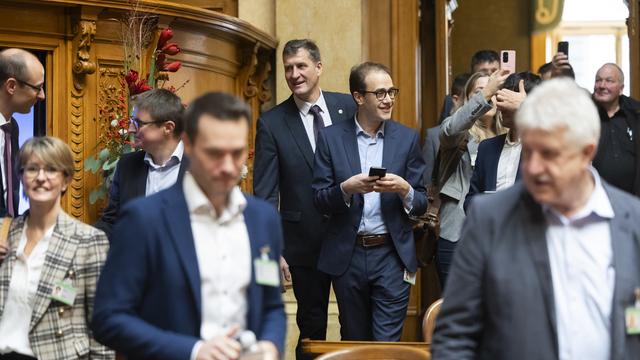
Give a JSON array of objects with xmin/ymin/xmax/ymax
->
[
  {"xmin": 15, "ymin": 78, "xmax": 44, "ymax": 93},
  {"xmin": 130, "ymin": 117, "xmax": 165, "ymax": 130},
  {"xmin": 21, "ymin": 165, "xmax": 61, "ymax": 179},
  {"xmin": 361, "ymin": 87, "xmax": 399, "ymax": 101}
]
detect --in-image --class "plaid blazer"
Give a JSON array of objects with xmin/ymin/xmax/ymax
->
[{"xmin": 0, "ymin": 211, "xmax": 114, "ymax": 359}]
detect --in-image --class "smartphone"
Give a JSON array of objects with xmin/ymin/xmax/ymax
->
[
  {"xmin": 557, "ymin": 41, "xmax": 569, "ymax": 58},
  {"xmin": 500, "ymin": 50, "xmax": 516, "ymax": 74},
  {"xmin": 368, "ymin": 166, "xmax": 387, "ymax": 178}
]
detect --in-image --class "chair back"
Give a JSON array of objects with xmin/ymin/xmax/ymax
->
[
  {"xmin": 316, "ymin": 345, "xmax": 430, "ymax": 360},
  {"xmin": 422, "ymin": 298, "xmax": 443, "ymax": 343}
]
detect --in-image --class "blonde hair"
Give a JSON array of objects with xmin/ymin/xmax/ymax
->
[
  {"xmin": 19, "ymin": 136, "xmax": 74, "ymax": 179},
  {"xmin": 463, "ymin": 72, "xmax": 507, "ymax": 142}
]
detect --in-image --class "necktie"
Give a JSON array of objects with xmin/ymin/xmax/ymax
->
[
  {"xmin": 309, "ymin": 105, "xmax": 324, "ymax": 143},
  {"xmin": 2, "ymin": 123, "xmax": 13, "ymax": 217}
]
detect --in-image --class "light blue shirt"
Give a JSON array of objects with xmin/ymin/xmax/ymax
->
[
  {"xmin": 544, "ymin": 167, "xmax": 614, "ymax": 360},
  {"xmin": 144, "ymin": 141, "xmax": 184, "ymax": 196},
  {"xmin": 349, "ymin": 117, "xmax": 414, "ymax": 235}
]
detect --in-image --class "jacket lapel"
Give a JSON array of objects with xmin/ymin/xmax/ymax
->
[
  {"xmin": 381, "ymin": 121, "xmax": 396, "ymax": 170},
  {"xmin": 243, "ymin": 199, "xmax": 265, "ymax": 332},
  {"xmin": 520, "ymin": 192, "xmax": 558, "ymax": 355},
  {"xmin": 606, "ymin": 185, "xmax": 638, "ymax": 359},
  {"xmin": 131, "ymin": 153, "xmax": 149, "ymax": 196},
  {"xmin": 178, "ymin": 155, "xmax": 190, "ymax": 181},
  {"xmin": 30, "ymin": 212, "xmax": 80, "ymax": 331},
  {"xmin": 325, "ymin": 93, "xmax": 349, "ymax": 123},
  {"xmin": 162, "ymin": 184, "xmax": 202, "ymax": 317},
  {"xmin": 342, "ymin": 118, "xmax": 361, "ymax": 176},
  {"xmin": 0, "ymin": 216, "xmax": 23, "ymax": 316},
  {"xmin": 282, "ymin": 96, "xmax": 315, "ymax": 169}
]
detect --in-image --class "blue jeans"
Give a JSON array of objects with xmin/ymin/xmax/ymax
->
[{"xmin": 436, "ymin": 237, "xmax": 458, "ymax": 290}]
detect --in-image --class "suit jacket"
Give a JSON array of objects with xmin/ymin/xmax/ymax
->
[
  {"xmin": 94, "ymin": 150, "xmax": 189, "ymax": 238},
  {"xmin": 0, "ymin": 211, "xmax": 113, "ymax": 359},
  {"xmin": 421, "ymin": 125, "xmax": 440, "ymax": 186},
  {"xmin": 464, "ymin": 133, "xmax": 522, "ymax": 211},
  {"xmin": 312, "ymin": 118, "xmax": 427, "ymax": 276},
  {"xmin": 92, "ymin": 183, "xmax": 287, "ymax": 360},
  {"xmin": 432, "ymin": 181, "xmax": 640, "ymax": 360},
  {"xmin": 253, "ymin": 92, "xmax": 356, "ymax": 267},
  {"xmin": 0, "ymin": 117, "xmax": 21, "ymax": 217}
]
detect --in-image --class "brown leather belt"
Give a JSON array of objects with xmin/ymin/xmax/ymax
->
[{"xmin": 356, "ymin": 233, "xmax": 390, "ymax": 248}]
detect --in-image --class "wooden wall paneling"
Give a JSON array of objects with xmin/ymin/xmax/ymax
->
[
  {"xmin": 530, "ymin": 32, "xmax": 547, "ymax": 74},
  {"xmin": 629, "ymin": 0, "xmax": 639, "ymax": 99}
]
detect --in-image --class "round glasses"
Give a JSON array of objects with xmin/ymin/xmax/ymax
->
[
  {"xmin": 21, "ymin": 165, "xmax": 61, "ymax": 179},
  {"xmin": 360, "ymin": 88, "xmax": 399, "ymax": 101},
  {"xmin": 130, "ymin": 117, "xmax": 166, "ymax": 130}
]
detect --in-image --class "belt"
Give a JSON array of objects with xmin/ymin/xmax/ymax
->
[{"xmin": 356, "ymin": 233, "xmax": 390, "ymax": 248}]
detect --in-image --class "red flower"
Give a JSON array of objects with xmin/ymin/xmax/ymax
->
[
  {"xmin": 161, "ymin": 43, "xmax": 181, "ymax": 56},
  {"xmin": 128, "ymin": 79, "xmax": 152, "ymax": 95},
  {"xmin": 125, "ymin": 69, "xmax": 138, "ymax": 86},
  {"xmin": 156, "ymin": 28, "xmax": 174, "ymax": 50},
  {"xmin": 163, "ymin": 61, "xmax": 182, "ymax": 72}
]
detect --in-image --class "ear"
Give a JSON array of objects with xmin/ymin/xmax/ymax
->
[
  {"xmin": 353, "ymin": 92, "xmax": 364, "ymax": 106},
  {"xmin": 583, "ymin": 142, "xmax": 597, "ymax": 161},
  {"xmin": 315, "ymin": 61, "xmax": 323, "ymax": 76},
  {"xmin": 163, "ymin": 120, "xmax": 176, "ymax": 135},
  {"xmin": 4, "ymin": 78, "xmax": 17, "ymax": 95}
]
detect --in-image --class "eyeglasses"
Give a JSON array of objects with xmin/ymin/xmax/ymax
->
[
  {"xmin": 130, "ymin": 117, "xmax": 165, "ymax": 130},
  {"xmin": 360, "ymin": 87, "xmax": 399, "ymax": 101},
  {"xmin": 21, "ymin": 165, "xmax": 62, "ymax": 179},
  {"xmin": 15, "ymin": 78, "xmax": 44, "ymax": 93}
]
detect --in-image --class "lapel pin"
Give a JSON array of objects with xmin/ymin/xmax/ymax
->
[{"xmin": 338, "ymin": 109, "xmax": 343, "ymax": 114}]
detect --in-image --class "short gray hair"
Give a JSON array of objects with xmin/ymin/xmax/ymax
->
[{"xmin": 516, "ymin": 78, "xmax": 600, "ymax": 148}]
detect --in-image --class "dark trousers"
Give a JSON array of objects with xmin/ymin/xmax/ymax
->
[
  {"xmin": 435, "ymin": 237, "xmax": 458, "ymax": 290},
  {"xmin": 0, "ymin": 353, "xmax": 37, "ymax": 360},
  {"xmin": 332, "ymin": 243, "xmax": 411, "ymax": 341},
  {"xmin": 290, "ymin": 265, "xmax": 332, "ymax": 360}
]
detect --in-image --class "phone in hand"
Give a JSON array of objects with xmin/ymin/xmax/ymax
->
[
  {"xmin": 557, "ymin": 41, "xmax": 569, "ymax": 58},
  {"xmin": 368, "ymin": 166, "xmax": 387, "ymax": 178},
  {"xmin": 500, "ymin": 50, "xmax": 516, "ymax": 74}
]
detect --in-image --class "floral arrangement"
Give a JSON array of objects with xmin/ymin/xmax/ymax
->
[{"xmin": 85, "ymin": 9, "xmax": 185, "ymax": 204}]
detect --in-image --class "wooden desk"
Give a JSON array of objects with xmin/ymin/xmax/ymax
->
[{"xmin": 301, "ymin": 340, "xmax": 430, "ymax": 357}]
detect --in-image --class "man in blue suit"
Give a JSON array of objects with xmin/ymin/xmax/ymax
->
[
  {"xmin": 253, "ymin": 39, "xmax": 355, "ymax": 359},
  {"xmin": 92, "ymin": 92, "xmax": 286, "ymax": 360},
  {"xmin": 312, "ymin": 62, "xmax": 427, "ymax": 341}
]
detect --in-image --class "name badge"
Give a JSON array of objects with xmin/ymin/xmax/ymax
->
[
  {"xmin": 254, "ymin": 246, "xmax": 279, "ymax": 287},
  {"xmin": 51, "ymin": 279, "xmax": 77, "ymax": 306},
  {"xmin": 403, "ymin": 269, "xmax": 416, "ymax": 285},
  {"xmin": 626, "ymin": 288, "xmax": 640, "ymax": 335}
]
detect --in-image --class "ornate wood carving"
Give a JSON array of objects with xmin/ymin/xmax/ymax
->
[
  {"xmin": 69, "ymin": 86, "xmax": 84, "ymax": 218},
  {"xmin": 238, "ymin": 43, "xmax": 260, "ymax": 100},
  {"xmin": 72, "ymin": 20, "xmax": 97, "ymax": 91},
  {"xmin": 255, "ymin": 51, "xmax": 272, "ymax": 106}
]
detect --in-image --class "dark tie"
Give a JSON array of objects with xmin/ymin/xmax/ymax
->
[
  {"xmin": 309, "ymin": 105, "xmax": 324, "ymax": 143},
  {"xmin": 2, "ymin": 123, "xmax": 13, "ymax": 217}
]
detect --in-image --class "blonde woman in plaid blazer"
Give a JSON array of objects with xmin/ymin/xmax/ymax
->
[{"xmin": 0, "ymin": 137, "xmax": 113, "ymax": 360}]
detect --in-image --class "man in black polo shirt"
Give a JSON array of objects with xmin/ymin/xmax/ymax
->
[{"xmin": 592, "ymin": 63, "xmax": 640, "ymax": 196}]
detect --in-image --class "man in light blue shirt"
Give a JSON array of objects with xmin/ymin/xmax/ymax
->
[{"xmin": 313, "ymin": 62, "xmax": 427, "ymax": 341}]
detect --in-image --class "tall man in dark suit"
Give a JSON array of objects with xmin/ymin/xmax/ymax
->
[
  {"xmin": 312, "ymin": 62, "xmax": 427, "ymax": 341},
  {"xmin": 92, "ymin": 92, "xmax": 286, "ymax": 360},
  {"xmin": 95, "ymin": 88, "xmax": 189, "ymax": 238},
  {"xmin": 0, "ymin": 48, "xmax": 45, "ymax": 217},
  {"xmin": 253, "ymin": 39, "xmax": 355, "ymax": 358},
  {"xmin": 433, "ymin": 78, "xmax": 640, "ymax": 359}
]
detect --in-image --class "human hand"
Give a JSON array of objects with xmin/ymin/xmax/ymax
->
[
  {"xmin": 372, "ymin": 173, "xmax": 411, "ymax": 198},
  {"xmin": 482, "ymin": 69, "xmax": 510, "ymax": 100},
  {"xmin": 551, "ymin": 52, "xmax": 572, "ymax": 78},
  {"xmin": 341, "ymin": 173, "xmax": 379, "ymax": 195},
  {"xmin": 496, "ymin": 79, "xmax": 526, "ymax": 112},
  {"xmin": 196, "ymin": 326, "xmax": 242, "ymax": 360},
  {"xmin": 279, "ymin": 256, "xmax": 291, "ymax": 283},
  {"xmin": 255, "ymin": 341, "xmax": 278, "ymax": 360}
]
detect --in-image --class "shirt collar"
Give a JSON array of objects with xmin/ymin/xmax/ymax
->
[
  {"xmin": 544, "ymin": 166, "xmax": 614, "ymax": 223},
  {"xmin": 354, "ymin": 113, "xmax": 385, "ymax": 138},
  {"xmin": 293, "ymin": 90, "xmax": 329, "ymax": 117},
  {"xmin": 182, "ymin": 172, "xmax": 247, "ymax": 222},
  {"xmin": 144, "ymin": 140, "xmax": 184, "ymax": 170},
  {"xmin": 504, "ymin": 130, "xmax": 521, "ymax": 147},
  {"xmin": 0, "ymin": 113, "xmax": 9, "ymax": 127}
]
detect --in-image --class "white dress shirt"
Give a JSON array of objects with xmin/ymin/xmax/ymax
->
[
  {"xmin": 144, "ymin": 141, "xmax": 184, "ymax": 196},
  {"xmin": 0, "ymin": 223, "xmax": 55, "ymax": 356},
  {"xmin": 183, "ymin": 173, "xmax": 252, "ymax": 360},
  {"xmin": 293, "ymin": 91, "xmax": 332, "ymax": 152},
  {"xmin": 495, "ymin": 131, "xmax": 521, "ymax": 191},
  {"xmin": 545, "ymin": 168, "xmax": 615, "ymax": 360}
]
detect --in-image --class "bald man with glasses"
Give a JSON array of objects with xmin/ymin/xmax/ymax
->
[
  {"xmin": 95, "ymin": 88, "xmax": 189, "ymax": 238},
  {"xmin": 0, "ymin": 48, "xmax": 45, "ymax": 220}
]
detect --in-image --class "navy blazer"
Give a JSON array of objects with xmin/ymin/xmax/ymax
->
[
  {"xmin": 253, "ymin": 92, "xmax": 356, "ymax": 267},
  {"xmin": 312, "ymin": 118, "xmax": 427, "ymax": 276},
  {"xmin": 465, "ymin": 133, "xmax": 521, "ymax": 211},
  {"xmin": 94, "ymin": 150, "xmax": 189, "ymax": 238},
  {"xmin": 92, "ymin": 183, "xmax": 286, "ymax": 359}
]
